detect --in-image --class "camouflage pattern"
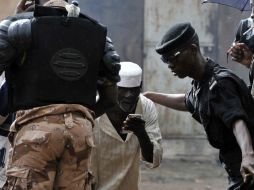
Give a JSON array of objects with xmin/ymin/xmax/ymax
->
[
  {"xmin": 43, "ymin": 0, "xmax": 69, "ymax": 8},
  {"xmin": 4, "ymin": 104, "xmax": 95, "ymax": 190}
]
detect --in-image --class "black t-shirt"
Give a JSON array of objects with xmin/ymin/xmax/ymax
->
[{"xmin": 185, "ymin": 58, "xmax": 254, "ymax": 150}]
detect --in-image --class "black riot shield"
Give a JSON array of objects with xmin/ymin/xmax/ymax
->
[{"xmin": 6, "ymin": 13, "xmax": 107, "ymax": 112}]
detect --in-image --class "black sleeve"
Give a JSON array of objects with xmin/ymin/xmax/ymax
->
[
  {"xmin": 0, "ymin": 82, "xmax": 9, "ymax": 117},
  {"xmin": 0, "ymin": 19, "xmax": 16, "ymax": 73},
  {"xmin": 210, "ymin": 78, "xmax": 249, "ymax": 128},
  {"xmin": 185, "ymin": 88, "xmax": 195, "ymax": 114},
  {"xmin": 98, "ymin": 36, "xmax": 121, "ymax": 84}
]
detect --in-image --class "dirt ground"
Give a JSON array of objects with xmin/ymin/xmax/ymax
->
[{"xmin": 140, "ymin": 158, "xmax": 228, "ymax": 190}]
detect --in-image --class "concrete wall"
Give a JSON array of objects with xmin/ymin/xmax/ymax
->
[
  {"xmin": 0, "ymin": 0, "xmax": 19, "ymax": 19},
  {"xmin": 79, "ymin": 0, "xmax": 144, "ymax": 66}
]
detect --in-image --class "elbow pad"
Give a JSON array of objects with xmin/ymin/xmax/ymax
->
[
  {"xmin": 0, "ymin": 19, "xmax": 16, "ymax": 71},
  {"xmin": 103, "ymin": 37, "xmax": 120, "ymax": 64},
  {"xmin": 102, "ymin": 37, "xmax": 121, "ymax": 82}
]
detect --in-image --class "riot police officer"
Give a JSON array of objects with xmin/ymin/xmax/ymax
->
[{"xmin": 0, "ymin": 0, "xmax": 120, "ymax": 189}]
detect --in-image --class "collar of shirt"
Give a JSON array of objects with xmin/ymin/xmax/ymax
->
[{"xmin": 192, "ymin": 57, "xmax": 215, "ymax": 89}]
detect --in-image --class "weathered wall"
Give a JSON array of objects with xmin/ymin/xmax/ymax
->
[
  {"xmin": 79, "ymin": 0, "xmax": 144, "ymax": 66},
  {"xmin": 0, "ymin": 0, "xmax": 19, "ymax": 19}
]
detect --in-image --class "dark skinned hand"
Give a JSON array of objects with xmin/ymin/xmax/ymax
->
[
  {"xmin": 227, "ymin": 43, "xmax": 253, "ymax": 68},
  {"xmin": 15, "ymin": 0, "xmax": 35, "ymax": 14},
  {"xmin": 240, "ymin": 153, "xmax": 254, "ymax": 189},
  {"xmin": 122, "ymin": 116, "xmax": 145, "ymax": 134}
]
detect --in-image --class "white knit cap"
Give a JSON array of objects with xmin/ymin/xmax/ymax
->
[{"xmin": 117, "ymin": 62, "xmax": 142, "ymax": 87}]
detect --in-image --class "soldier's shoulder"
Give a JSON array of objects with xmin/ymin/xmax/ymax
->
[
  {"xmin": 79, "ymin": 12, "xmax": 105, "ymax": 28},
  {"xmin": 209, "ymin": 66, "xmax": 237, "ymax": 91},
  {"xmin": 3, "ymin": 12, "xmax": 33, "ymax": 22}
]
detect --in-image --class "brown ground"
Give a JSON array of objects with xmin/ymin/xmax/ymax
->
[{"xmin": 140, "ymin": 158, "xmax": 228, "ymax": 190}]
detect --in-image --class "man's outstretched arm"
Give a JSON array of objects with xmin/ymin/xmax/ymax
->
[
  {"xmin": 233, "ymin": 119, "xmax": 254, "ymax": 183},
  {"xmin": 143, "ymin": 92, "xmax": 187, "ymax": 111}
]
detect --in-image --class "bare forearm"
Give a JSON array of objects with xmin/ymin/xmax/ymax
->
[
  {"xmin": 143, "ymin": 91, "xmax": 187, "ymax": 111},
  {"xmin": 233, "ymin": 119, "xmax": 254, "ymax": 156},
  {"xmin": 135, "ymin": 129, "xmax": 153, "ymax": 163}
]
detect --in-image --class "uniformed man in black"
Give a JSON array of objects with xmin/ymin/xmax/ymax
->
[{"xmin": 144, "ymin": 23, "xmax": 254, "ymax": 190}]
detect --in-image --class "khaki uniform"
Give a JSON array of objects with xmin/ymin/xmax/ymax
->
[
  {"xmin": 5, "ymin": 104, "xmax": 95, "ymax": 190},
  {"xmin": 0, "ymin": 1, "xmax": 120, "ymax": 189}
]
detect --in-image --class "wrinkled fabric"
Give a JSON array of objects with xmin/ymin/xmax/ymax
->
[
  {"xmin": 91, "ymin": 94, "xmax": 162, "ymax": 190},
  {"xmin": 5, "ymin": 104, "xmax": 95, "ymax": 190},
  {"xmin": 185, "ymin": 59, "xmax": 254, "ymax": 150},
  {"xmin": 219, "ymin": 148, "xmax": 244, "ymax": 190},
  {"xmin": 185, "ymin": 58, "xmax": 254, "ymax": 190}
]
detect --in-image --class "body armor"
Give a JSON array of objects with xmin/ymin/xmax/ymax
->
[
  {"xmin": 5, "ymin": 6, "xmax": 107, "ymax": 112},
  {"xmin": 0, "ymin": 14, "xmax": 33, "ymax": 73}
]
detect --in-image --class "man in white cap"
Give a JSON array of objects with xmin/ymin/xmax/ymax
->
[{"xmin": 91, "ymin": 62, "xmax": 163, "ymax": 190}]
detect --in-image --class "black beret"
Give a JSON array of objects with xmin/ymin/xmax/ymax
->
[{"xmin": 156, "ymin": 22, "xmax": 197, "ymax": 55}]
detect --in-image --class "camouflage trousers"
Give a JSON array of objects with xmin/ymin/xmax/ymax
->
[{"xmin": 4, "ymin": 112, "xmax": 94, "ymax": 190}]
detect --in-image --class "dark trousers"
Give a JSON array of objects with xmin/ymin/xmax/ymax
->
[{"xmin": 219, "ymin": 148, "xmax": 254, "ymax": 190}]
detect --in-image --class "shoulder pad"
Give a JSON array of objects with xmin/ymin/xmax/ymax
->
[
  {"xmin": 5, "ymin": 12, "xmax": 33, "ymax": 22},
  {"xmin": 0, "ymin": 19, "xmax": 12, "ymax": 35},
  {"xmin": 8, "ymin": 19, "xmax": 31, "ymax": 49}
]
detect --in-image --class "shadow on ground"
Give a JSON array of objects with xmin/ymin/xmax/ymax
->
[{"xmin": 140, "ymin": 158, "xmax": 228, "ymax": 190}]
